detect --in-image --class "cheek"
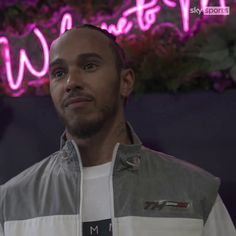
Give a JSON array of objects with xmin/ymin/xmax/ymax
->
[
  {"xmin": 50, "ymin": 82, "xmax": 64, "ymax": 111},
  {"xmin": 95, "ymin": 79, "xmax": 120, "ymax": 104}
]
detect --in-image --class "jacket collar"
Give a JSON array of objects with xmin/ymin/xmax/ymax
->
[
  {"xmin": 114, "ymin": 122, "xmax": 142, "ymax": 171},
  {"xmin": 60, "ymin": 122, "xmax": 143, "ymax": 171}
]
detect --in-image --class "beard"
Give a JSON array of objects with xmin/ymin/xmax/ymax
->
[{"xmin": 59, "ymin": 101, "xmax": 119, "ymax": 139}]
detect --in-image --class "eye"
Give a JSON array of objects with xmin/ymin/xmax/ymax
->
[
  {"xmin": 51, "ymin": 68, "xmax": 66, "ymax": 79},
  {"xmin": 83, "ymin": 63, "xmax": 98, "ymax": 72}
]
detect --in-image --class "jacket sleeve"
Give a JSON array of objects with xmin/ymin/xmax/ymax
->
[
  {"xmin": 0, "ymin": 224, "xmax": 3, "ymax": 236},
  {"xmin": 0, "ymin": 186, "xmax": 4, "ymax": 236},
  {"xmin": 202, "ymin": 194, "xmax": 236, "ymax": 236}
]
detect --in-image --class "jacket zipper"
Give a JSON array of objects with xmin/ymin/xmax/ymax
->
[
  {"xmin": 71, "ymin": 140, "xmax": 84, "ymax": 236},
  {"xmin": 109, "ymin": 143, "xmax": 120, "ymax": 236}
]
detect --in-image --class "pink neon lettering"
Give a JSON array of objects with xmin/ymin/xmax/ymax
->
[
  {"xmin": 1, "ymin": 28, "xmax": 49, "ymax": 90},
  {"xmin": 21, "ymin": 29, "xmax": 49, "ymax": 77},
  {"xmin": 0, "ymin": 37, "xmax": 8, "ymax": 46},
  {"xmin": 163, "ymin": 0, "xmax": 176, "ymax": 8},
  {"xmin": 101, "ymin": 17, "xmax": 133, "ymax": 35},
  {"xmin": 201, "ymin": 0, "xmax": 210, "ymax": 10},
  {"xmin": 220, "ymin": 0, "xmax": 226, "ymax": 7},
  {"xmin": 179, "ymin": 0, "xmax": 190, "ymax": 32},
  {"xmin": 60, "ymin": 13, "xmax": 73, "ymax": 35},
  {"xmin": 0, "ymin": 0, "xmax": 228, "ymax": 94},
  {"xmin": 123, "ymin": 0, "xmax": 161, "ymax": 31},
  {"xmin": 201, "ymin": 0, "xmax": 226, "ymax": 10}
]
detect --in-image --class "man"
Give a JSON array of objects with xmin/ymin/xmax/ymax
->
[{"xmin": 0, "ymin": 24, "xmax": 235, "ymax": 236}]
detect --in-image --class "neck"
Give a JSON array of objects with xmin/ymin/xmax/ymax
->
[{"xmin": 66, "ymin": 116, "xmax": 132, "ymax": 167}]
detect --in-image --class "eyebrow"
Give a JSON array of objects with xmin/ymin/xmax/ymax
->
[
  {"xmin": 49, "ymin": 53, "xmax": 103, "ymax": 69},
  {"xmin": 49, "ymin": 58, "xmax": 65, "ymax": 69},
  {"xmin": 78, "ymin": 53, "xmax": 103, "ymax": 61}
]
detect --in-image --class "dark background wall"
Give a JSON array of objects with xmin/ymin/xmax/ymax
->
[{"xmin": 0, "ymin": 90, "xmax": 235, "ymax": 225}]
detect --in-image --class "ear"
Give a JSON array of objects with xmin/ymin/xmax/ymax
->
[{"xmin": 120, "ymin": 68, "xmax": 135, "ymax": 99}]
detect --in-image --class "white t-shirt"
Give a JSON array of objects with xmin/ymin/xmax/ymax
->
[
  {"xmin": 82, "ymin": 162, "xmax": 236, "ymax": 236},
  {"xmin": 82, "ymin": 162, "xmax": 112, "ymax": 236}
]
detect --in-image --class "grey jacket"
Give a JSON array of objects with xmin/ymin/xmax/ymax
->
[{"xmin": 0, "ymin": 124, "xmax": 219, "ymax": 236}]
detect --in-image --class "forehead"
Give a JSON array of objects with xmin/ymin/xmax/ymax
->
[{"xmin": 50, "ymin": 28, "xmax": 113, "ymax": 63}]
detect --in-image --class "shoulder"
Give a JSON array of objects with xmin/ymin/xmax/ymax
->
[
  {"xmin": 0, "ymin": 150, "xmax": 62, "ymax": 226},
  {"xmin": 0, "ymin": 150, "xmax": 60, "ymax": 194},
  {"xmin": 141, "ymin": 146, "xmax": 219, "ymax": 179},
  {"xmin": 141, "ymin": 147, "xmax": 220, "ymax": 198}
]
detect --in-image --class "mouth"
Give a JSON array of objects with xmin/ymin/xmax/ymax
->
[{"xmin": 64, "ymin": 96, "xmax": 93, "ymax": 108}]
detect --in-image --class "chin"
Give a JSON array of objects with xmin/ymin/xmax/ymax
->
[{"xmin": 66, "ymin": 116, "xmax": 104, "ymax": 139}]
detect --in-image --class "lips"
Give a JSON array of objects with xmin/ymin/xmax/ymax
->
[{"xmin": 64, "ymin": 96, "xmax": 93, "ymax": 107}]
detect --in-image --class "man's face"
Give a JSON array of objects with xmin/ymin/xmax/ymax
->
[{"xmin": 49, "ymin": 28, "xmax": 124, "ymax": 138}]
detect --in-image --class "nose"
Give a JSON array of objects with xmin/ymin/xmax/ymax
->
[{"xmin": 65, "ymin": 68, "xmax": 84, "ymax": 92}]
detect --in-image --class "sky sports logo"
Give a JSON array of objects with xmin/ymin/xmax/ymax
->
[{"xmin": 190, "ymin": 6, "xmax": 230, "ymax": 15}]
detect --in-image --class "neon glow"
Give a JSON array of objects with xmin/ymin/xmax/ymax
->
[
  {"xmin": 201, "ymin": 0, "xmax": 225, "ymax": 11},
  {"xmin": 1, "ymin": 28, "xmax": 49, "ymax": 90},
  {"xmin": 179, "ymin": 0, "xmax": 191, "ymax": 32},
  {"xmin": 100, "ymin": 17, "xmax": 134, "ymax": 35},
  {"xmin": 60, "ymin": 13, "xmax": 73, "ymax": 35},
  {"xmin": 163, "ymin": 0, "xmax": 177, "ymax": 8},
  {"xmin": 122, "ymin": 0, "xmax": 161, "ymax": 31},
  {"xmin": 0, "ymin": 0, "xmax": 227, "ymax": 95},
  {"xmin": 201, "ymin": 0, "xmax": 210, "ymax": 9}
]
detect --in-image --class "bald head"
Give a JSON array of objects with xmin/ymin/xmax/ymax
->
[{"xmin": 50, "ymin": 25, "xmax": 126, "ymax": 72}]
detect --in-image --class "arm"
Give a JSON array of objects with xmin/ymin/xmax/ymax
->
[
  {"xmin": 0, "ymin": 186, "xmax": 4, "ymax": 236},
  {"xmin": 202, "ymin": 194, "xmax": 236, "ymax": 236}
]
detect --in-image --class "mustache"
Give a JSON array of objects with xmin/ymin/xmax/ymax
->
[{"xmin": 63, "ymin": 90, "xmax": 94, "ymax": 107}]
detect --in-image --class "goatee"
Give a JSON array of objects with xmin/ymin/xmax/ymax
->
[{"xmin": 64, "ymin": 104, "xmax": 118, "ymax": 139}]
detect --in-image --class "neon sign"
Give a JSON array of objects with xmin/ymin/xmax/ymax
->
[{"xmin": 0, "ymin": 0, "xmax": 227, "ymax": 96}]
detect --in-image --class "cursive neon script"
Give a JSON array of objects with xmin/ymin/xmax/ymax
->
[{"xmin": 0, "ymin": 0, "xmax": 227, "ymax": 95}]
